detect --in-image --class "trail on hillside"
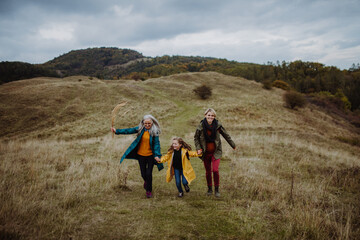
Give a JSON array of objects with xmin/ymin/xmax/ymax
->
[{"xmin": 142, "ymin": 84, "xmax": 201, "ymax": 139}]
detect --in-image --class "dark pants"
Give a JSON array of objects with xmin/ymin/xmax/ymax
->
[{"xmin": 138, "ymin": 155, "xmax": 155, "ymax": 192}]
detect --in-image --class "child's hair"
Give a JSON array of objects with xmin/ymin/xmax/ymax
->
[{"xmin": 168, "ymin": 137, "xmax": 192, "ymax": 152}]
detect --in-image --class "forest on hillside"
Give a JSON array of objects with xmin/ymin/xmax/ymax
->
[
  {"xmin": 122, "ymin": 58, "xmax": 360, "ymax": 111},
  {"xmin": 1, "ymin": 47, "xmax": 359, "ymax": 111}
]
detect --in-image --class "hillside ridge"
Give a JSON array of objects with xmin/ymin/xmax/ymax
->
[{"xmin": 1, "ymin": 72, "xmax": 360, "ymax": 239}]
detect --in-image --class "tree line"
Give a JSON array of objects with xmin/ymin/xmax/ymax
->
[{"xmin": 1, "ymin": 47, "xmax": 359, "ymax": 111}]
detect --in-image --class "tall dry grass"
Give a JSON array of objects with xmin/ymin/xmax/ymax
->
[{"xmin": 1, "ymin": 72, "xmax": 359, "ymax": 239}]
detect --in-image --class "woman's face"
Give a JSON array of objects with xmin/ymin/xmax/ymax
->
[
  {"xmin": 144, "ymin": 119, "xmax": 153, "ymax": 130},
  {"xmin": 205, "ymin": 111, "xmax": 216, "ymax": 125},
  {"xmin": 172, "ymin": 140, "xmax": 181, "ymax": 150}
]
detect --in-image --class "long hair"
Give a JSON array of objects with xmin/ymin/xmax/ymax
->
[
  {"xmin": 137, "ymin": 114, "xmax": 161, "ymax": 136},
  {"xmin": 167, "ymin": 137, "xmax": 192, "ymax": 152}
]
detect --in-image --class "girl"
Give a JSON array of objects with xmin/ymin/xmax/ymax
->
[
  {"xmin": 111, "ymin": 114, "xmax": 163, "ymax": 198},
  {"xmin": 157, "ymin": 137, "xmax": 200, "ymax": 197},
  {"xmin": 194, "ymin": 108, "xmax": 236, "ymax": 197}
]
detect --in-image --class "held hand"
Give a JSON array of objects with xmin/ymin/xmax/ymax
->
[
  {"xmin": 197, "ymin": 149, "xmax": 203, "ymax": 155},
  {"xmin": 154, "ymin": 157, "xmax": 161, "ymax": 162}
]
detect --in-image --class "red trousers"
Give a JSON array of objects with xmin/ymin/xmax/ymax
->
[{"xmin": 203, "ymin": 153, "xmax": 220, "ymax": 187}]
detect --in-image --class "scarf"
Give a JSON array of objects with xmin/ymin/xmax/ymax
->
[{"xmin": 202, "ymin": 118, "xmax": 218, "ymax": 142}]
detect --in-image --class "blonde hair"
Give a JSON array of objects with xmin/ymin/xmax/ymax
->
[
  {"xmin": 137, "ymin": 114, "xmax": 161, "ymax": 136},
  {"xmin": 204, "ymin": 108, "xmax": 216, "ymax": 117},
  {"xmin": 167, "ymin": 137, "xmax": 192, "ymax": 152}
]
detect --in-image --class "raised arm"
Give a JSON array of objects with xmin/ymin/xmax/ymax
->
[{"xmin": 112, "ymin": 126, "xmax": 139, "ymax": 135}]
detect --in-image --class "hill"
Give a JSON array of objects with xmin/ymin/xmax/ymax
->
[
  {"xmin": 1, "ymin": 47, "xmax": 359, "ymax": 111},
  {"xmin": 0, "ymin": 72, "xmax": 359, "ymax": 239},
  {"xmin": 43, "ymin": 47, "xmax": 145, "ymax": 78}
]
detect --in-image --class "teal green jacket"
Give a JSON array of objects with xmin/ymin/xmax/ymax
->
[{"xmin": 115, "ymin": 126, "xmax": 163, "ymax": 170}]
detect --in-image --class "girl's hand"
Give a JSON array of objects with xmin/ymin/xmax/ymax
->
[
  {"xmin": 197, "ymin": 149, "xmax": 203, "ymax": 155},
  {"xmin": 111, "ymin": 127, "xmax": 116, "ymax": 133}
]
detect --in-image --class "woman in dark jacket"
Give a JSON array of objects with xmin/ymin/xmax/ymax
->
[
  {"xmin": 111, "ymin": 114, "xmax": 163, "ymax": 198},
  {"xmin": 194, "ymin": 108, "xmax": 236, "ymax": 197}
]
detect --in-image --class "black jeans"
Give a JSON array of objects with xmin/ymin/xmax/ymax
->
[{"xmin": 138, "ymin": 155, "xmax": 155, "ymax": 192}]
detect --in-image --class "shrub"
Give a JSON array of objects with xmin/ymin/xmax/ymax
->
[
  {"xmin": 283, "ymin": 91, "xmax": 306, "ymax": 109},
  {"xmin": 335, "ymin": 89, "xmax": 351, "ymax": 110},
  {"xmin": 262, "ymin": 80, "xmax": 273, "ymax": 90},
  {"xmin": 193, "ymin": 84, "xmax": 212, "ymax": 99},
  {"xmin": 311, "ymin": 90, "xmax": 351, "ymax": 111},
  {"xmin": 273, "ymin": 80, "xmax": 290, "ymax": 90}
]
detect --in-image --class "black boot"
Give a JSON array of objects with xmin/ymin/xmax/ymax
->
[
  {"xmin": 184, "ymin": 184, "xmax": 190, "ymax": 193},
  {"xmin": 215, "ymin": 186, "xmax": 220, "ymax": 197},
  {"xmin": 207, "ymin": 186, "xmax": 213, "ymax": 196}
]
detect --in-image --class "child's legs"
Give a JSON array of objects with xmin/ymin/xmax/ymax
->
[
  {"xmin": 174, "ymin": 168, "xmax": 184, "ymax": 193},
  {"xmin": 212, "ymin": 158, "xmax": 220, "ymax": 187},
  {"xmin": 182, "ymin": 173, "xmax": 188, "ymax": 186},
  {"xmin": 203, "ymin": 153, "xmax": 213, "ymax": 187}
]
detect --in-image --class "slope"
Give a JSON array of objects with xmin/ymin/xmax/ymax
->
[{"xmin": 0, "ymin": 72, "xmax": 359, "ymax": 239}]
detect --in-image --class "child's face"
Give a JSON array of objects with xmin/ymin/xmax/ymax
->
[{"xmin": 172, "ymin": 140, "xmax": 181, "ymax": 150}]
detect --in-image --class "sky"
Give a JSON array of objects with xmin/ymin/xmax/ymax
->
[{"xmin": 1, "ymin": 0, "xmax": 360, "ymax": 70}]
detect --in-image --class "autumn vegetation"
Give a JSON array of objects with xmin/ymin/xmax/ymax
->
[
  {"xmin": 1, "ymin": 71, "xmax": 359, "ymax": 239},
  {"xmin": 1, "ymin": 47, "xmax": 359, "ymax": 111}
]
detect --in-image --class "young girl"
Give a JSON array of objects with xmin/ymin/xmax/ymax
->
[{"xmin": 157, "ymin": 137, "xmax": 201, "ymax": 197}]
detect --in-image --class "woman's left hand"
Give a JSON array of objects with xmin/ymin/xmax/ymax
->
[{"xmin": 154, "ymin": 157, "xmax": 160, "ymax": 162}]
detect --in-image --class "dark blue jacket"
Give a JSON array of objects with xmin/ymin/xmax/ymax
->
[{"xmin": 115, "ymin": 126, "xmax": 163, "ymax": 170}]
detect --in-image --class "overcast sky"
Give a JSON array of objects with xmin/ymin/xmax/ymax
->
[{"xmin": 1, "ymin": 0, "xmax": 359, "ymax": 69}]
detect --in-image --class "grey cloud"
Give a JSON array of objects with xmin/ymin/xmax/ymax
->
[{"xmin": 0, "ymin": 0, "xmax": 359, "ymax": 68}]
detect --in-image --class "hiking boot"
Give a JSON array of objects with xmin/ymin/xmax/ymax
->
[
  {"xmin": 146, "ymin": 191, "xmax": 152, "ymax": 198},
  {"xmin": 207, "ymin": 186, "xmax": 213, "ymax": 196},
  {"xmin": 178, "ymin": 192, "xmax": 184, "ymax": 198},
  {"xmin": 184, "ymin": 184, "xmax": 190, "ymax": 193},
  {"xmin": 215, "ymin": 186, "xmax": 220, "ymax": 197}
]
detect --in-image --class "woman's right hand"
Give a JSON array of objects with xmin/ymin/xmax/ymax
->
[{"xmin": 111, "ymin": 127, "xmax": 116, "ymax": 133}]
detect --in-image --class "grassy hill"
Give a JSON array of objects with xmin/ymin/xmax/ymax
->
[
  {"xmin": 42, "ymin": 47, "xmax": 145, "ymax": 78},
  {"xmin": 0, "ymin": 72, "xmax": 359, "ymax": 239}
]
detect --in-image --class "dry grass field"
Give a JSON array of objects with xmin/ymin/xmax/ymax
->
[{"xmin": 0, "ymin": 72, "xmax": 359, "ymax": 239}]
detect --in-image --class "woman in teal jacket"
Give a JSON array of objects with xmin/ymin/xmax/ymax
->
[{"xmin": 111, "ymin": 114, "xmax": 163, "ymax": 198}]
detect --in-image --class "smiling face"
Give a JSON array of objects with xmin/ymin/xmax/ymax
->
[
  {"xmin": 205, "ymin": 111, "xmax": 216, "ymax": 125},
  {"xmin": 172, "ymin": 139, "xmax": 181, "ymax": 150},
  {"xmin": 143, "ymin": 119, "xmax": 153, "ymax": 130}
]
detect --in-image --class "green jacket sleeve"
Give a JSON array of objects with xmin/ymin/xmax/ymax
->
[
  {"xmin": 115, "ymin": 126, "xmax": 139, "ymax": 135},
  {"xmin": 219, "ymin": 126, "xmax": 236, "ymax": 149},
  {"xmin": 152, "ymin": 135, "xmax": 162, "ymax": 158},
  {"xmin": 194, "ymin": 128, "xmax": 202, "ymax": 150}
]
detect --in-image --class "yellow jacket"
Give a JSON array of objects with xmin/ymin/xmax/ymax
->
[{"xmin": 159, "ymin": 148, "xmax": 200, "ymax": 184}]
